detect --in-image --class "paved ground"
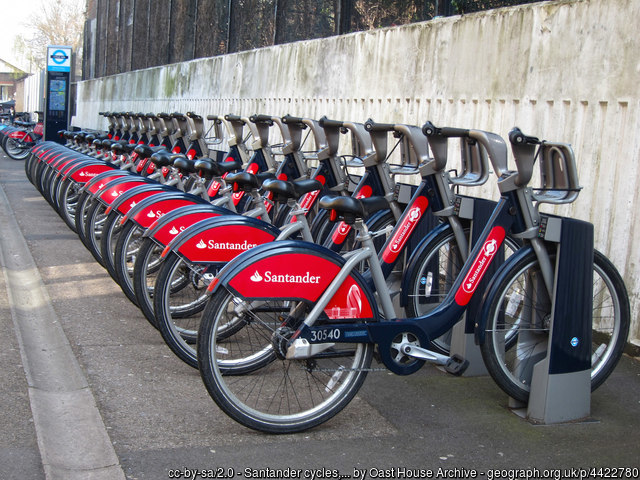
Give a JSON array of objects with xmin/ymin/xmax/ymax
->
[{"xmin": 1, "ymin": 150, "xmax": 639, "ymax": 480}]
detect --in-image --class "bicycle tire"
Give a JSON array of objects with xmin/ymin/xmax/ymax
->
[
  {"xmin": 113, "ymin": 220, "xmax": 146, "ymax": 306},
  {"xmin": 24, "ymin": 151, "xmax": 37, "ymax": 183},
  {"xmin": 154, "ymin": 252, "xmax": 217, "ymax": 367},
  {"xmin": 57, "ymin": 178, "xmax": 82, "ymax": 232},
  {"xmin": 132, "ymin": 237, "xmax": 164, "ymax": 329},
  {"xmin": 83, "ymin": 198, "xmax": 109, "ymax": 265},
  {"xmin": 100, "ymin": 210, "xmax": 127, "ymax": 284},
  {"xmin": 75, "ymin": 191, "xmax": 95, "ymax": 245},
  {"xmin": 480, "ymin": 249, "xmax": 630, "ymax": 403},
  {"xmin": 404, "ymin": 226, "xmax": 520, "ymax": 354},
  {"xmin": 4, "ymin": 136, "xmax": 31, "ymax": 160},
  {"xmin": 198, "ymin": 285, "xmax": 375, "ymax": 433}
]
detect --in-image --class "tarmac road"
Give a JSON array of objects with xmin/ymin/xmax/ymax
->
[{"xmin": 1, "ymin": 150, "xmax": 639, "ymax": 480}]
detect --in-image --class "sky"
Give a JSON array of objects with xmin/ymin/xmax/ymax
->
[{"xmin": 0, "ymin": 0, "xmax": 46, "ymax": 70}]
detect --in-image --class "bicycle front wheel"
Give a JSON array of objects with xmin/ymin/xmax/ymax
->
[
  {"xmin": 198, "ymin": 286, "xmax": 375, "ymax": 433},
  {"xmin": 405, "ymin": 227, "xmax": 520, "ymax": 354},
  {"xmin": 480, "ymin": 249, "xmax": 630, "ymax": 403}
]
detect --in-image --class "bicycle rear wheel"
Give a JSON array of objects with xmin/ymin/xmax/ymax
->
[
  {"xmin": 5, "ymin": 137, "xmax": 31, "ymax": 160},
  {"xmin": 132, "ymin": 238, "xmax": 164, "ymax": 328},
  {"xmin": 480, "ymin": 249, "xmax": 630, "ymax": 403},
  {"xmin": 154, "ymin": 252, "xmax": 218, "ymax": 367},
  {"xmin": 198, "ymin": 285, "xmax": 374, "ymax": 433}
]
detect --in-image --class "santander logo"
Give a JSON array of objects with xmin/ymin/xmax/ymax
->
[
  {"xmin": 462, "ymin": 239, "xmax": 498, "ymax": 293},
  {"xmin": 250, "ymin": 271, "xmax": 263, "ymax": 282},
  {"xmin": 249, "ymin": 269, "xmax": 321, "ymax": 284},
  {"xmin": 454, "ymin": 226, "xmax": 506, "ymax": 306},
  {"xmin": 389, "ymin": 206, "xmax": 422, "ymax": 253},
  {"xmin": 381, "ymin": 196, "xmax": 428, "ymax": 263},
  {"xmin": 194, "ymin": 239, "xmax": 258, "ymax": 251}
]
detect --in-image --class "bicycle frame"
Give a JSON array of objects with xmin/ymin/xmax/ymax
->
[{"xmin": 211, "ymin": 127, "xmax": 565, "ymax": 376}]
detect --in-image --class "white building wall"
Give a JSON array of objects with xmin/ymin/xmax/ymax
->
[
  {"xmin": 73, "ymin": 0, "xmax": 640, "ymax": 345},
  {"xmin": 22, "ymin": 70, "xmax": 45, "ymax": 117}
]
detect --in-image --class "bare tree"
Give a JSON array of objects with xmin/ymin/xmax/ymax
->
[{"xmin": 13, "ymin": 0, "xmax": 85, "ymax": 73}]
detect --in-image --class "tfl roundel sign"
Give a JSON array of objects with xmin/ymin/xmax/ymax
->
[{"xmin": 47, "ymin": 46, "xmax": 72, "ymax": 72}]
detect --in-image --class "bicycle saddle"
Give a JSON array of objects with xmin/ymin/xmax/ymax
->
[
  {"xmin": 319, "ymin": 195, "xmax": 389, "ymax": 223},
  {"xmin": 261, "ymin": 178, "xmax": 322, "ymax": 202},
  {"xmin": 112, "ymin": 142, "xmax": 137, "ymax": 154},
  {"xmin": 150, "ymin": 150, "xmax": 173, "ymax": 167},
  {"xmin": 171, "ymin": 156, "xmax": 197, "ymax": 174},
  {"xmin": 134, "ymin": 144, "xmax": 167, "ymax": 158},
  {"xmin": 193, "ymin": 158, "xmax": 241, "ymax": 178},
  {"xmin": 226, "ymin": 171, "xmax": 275, "ymax": 192}
]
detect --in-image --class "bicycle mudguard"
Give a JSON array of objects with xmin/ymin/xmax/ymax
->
[
  {"xmin": 67, "ymin": 162, "xmax": 116, "ymax": 183},
  {"xmin": 473, "ymin": 245, "xmax": 534, "ymax": 345},
  {"xmin": 95, "ymin": 177, "xmax": 161, "ymax": 205},
  {"xmin": 8, "ymin": 130, "xmax": 28, "ymax": 140},
  {"xmin": 46, "ymin": 151, "xmax": 79, "ymax": 169},
  {"xmin": 143, "ymin": 204, "xmax": 230, "ymax": 246},
  {"xmin": 398, "ymin": 222, "xmax": 453, "ymax": 307},
  {"xmin": 103, "ymin": 184, "xmax": 176, "ymax": 214},
  {"xmin": 47, "ymin": 155, "xmax": 83, "ymax": 175},
  {"xmin": 81, "ymin": 171, "xmax": 133, "ymax": 195},
  {"xmin": 163, "ymin": 215, "xmax": 280, "ymax": 264},
  {"xmin": 209, "ymin": 240, "xmax": 378, "ymax": 319},
  {"xmin": 30, "ymin": 142, "xmax": 55, "ymax": 158},
  {"xmin": 117, "ymin": 191, "xmax": 208, "ymax": 225},
  {"xmin": 56, "ymin": 158, "xmax": 102, "ymax": 179}
]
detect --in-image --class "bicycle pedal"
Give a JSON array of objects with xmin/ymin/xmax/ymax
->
[{"xmin": 444, "ymin": 354, "xmax": 469, "ymax": 376}]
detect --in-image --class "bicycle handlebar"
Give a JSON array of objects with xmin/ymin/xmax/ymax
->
[
  {"xmin": 508, "ymin": 127, "xmax": 540, "ymax": 146},
  {"xmin": 223, "ymin": 114, "xmax": 245, "ymax": 123},
  {"xmin": 318, "ymin": 116, "xmax": 344, "ymax": 129},
  {"xmin": 422, "ymin": 121, "xmax": 470, "ymax": 138},
  {"xmin": 249, "ymin": 114, "xmax": 274, "ymax": 125},
  {"xmin": 282, "ymin": 114, "xmax": 306, "ymax": 127},
  {"xmin": 364, "ymin": 120, "xmax": 396, "ymax": 132}
]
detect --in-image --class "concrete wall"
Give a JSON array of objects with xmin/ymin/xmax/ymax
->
[{"xmin": 74, "ymin": 0, "xmax": 640, "ymax": 345}]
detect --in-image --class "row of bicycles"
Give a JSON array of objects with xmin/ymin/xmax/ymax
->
[
  {"xmin": 24, "ymin": 110, "xmax": 630, "ymax": 433},
  {"xmin": 0, "ymin": 112, "xmax": 43, "ymax": 161}
]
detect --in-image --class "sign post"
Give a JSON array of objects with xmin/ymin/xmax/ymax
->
[{"xmin": 44, "ymin": 45, "xmax": 72, "ymax": 143}]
